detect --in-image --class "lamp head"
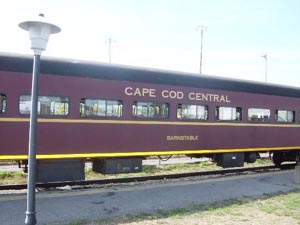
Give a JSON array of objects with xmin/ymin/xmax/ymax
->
[{"xmin": 19, "ymin": 14, "xmax": 61, "ymax": 55}]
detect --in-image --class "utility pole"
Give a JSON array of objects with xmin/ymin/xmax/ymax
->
[
  {"xmin": 261, "ymin": 54, "xmax": 268, "ymax": 82},
  {"xmin": 196, "ymin": 25, "xmax": 207, "ymax": 74},
  {"xmin": 106, "ymin": 38, "xmax": 115, "ymax": 64},
  {"xmin": 108, "ymin": 38, "xmax": 112, "ymax": 64}
]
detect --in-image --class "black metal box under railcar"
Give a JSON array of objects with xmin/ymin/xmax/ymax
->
[
  {"xmin": 217, "ymin": 153, "xmax": 244, "ymax": 168},
  {"xmin": 37, "ymin": 159, "xmax": 85, "ymax": 182},
  {"xmin": 92, "ymin": 158, "xmax": 143, "ymax": 174}
]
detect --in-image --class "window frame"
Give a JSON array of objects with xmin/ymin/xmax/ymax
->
[
  {"xmin": 177, "ymin": 103, "xmax": 209, "ymax": 121},
  {"xmin": 215, "ymin": 106, "xmax": 242, "ymax": 122},
  {"xmin": 0, "ymin": 93, "xmax": 7, "ymax": 115},
  {"xmin": 247, "ymin": 107, "xmax": 271, "ymax": 123},
  {"xmin": 80, "ymin": 98, "xmax": 123, "ymax": 118},
  {"xmin": 132, "ymin": 101, "xmax": 169, "ymax": 119},
  {"xmin": 275, "ymin": 109, "xmax": 295, "ymax": 123},
  {"xmin": 19, "ymin": 94, "xmax": 70, "ymax": 117}
]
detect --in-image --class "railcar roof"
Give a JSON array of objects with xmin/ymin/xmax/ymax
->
[{"xmin": 0, "ymin": 52, "xmax": 300, "ymax": 98}]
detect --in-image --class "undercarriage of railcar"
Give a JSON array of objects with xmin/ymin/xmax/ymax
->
[
  {"xmin": 186, "ymin": 152, "xmax": 260, "ymax": 168},
  {"xmin": 271, "ymin": 150, "xmax": 300, "ymax": 167},
  {"xmin": 187, "ymin": 150, "xmax": 300, "ymax": 168},
  {"xmin": 12, "ymin": 150, "xmax": 300, "ymax": 183}
]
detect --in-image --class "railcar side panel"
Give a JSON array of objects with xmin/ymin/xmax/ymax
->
[{"xmin": 1, "ymin": 56, "xmax": 300, "ymax": 161}]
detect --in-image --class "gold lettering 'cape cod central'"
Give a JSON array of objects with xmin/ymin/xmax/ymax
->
[{"xmin": 124, "ymin": 87, "xmax": 231, "ymax": 103}]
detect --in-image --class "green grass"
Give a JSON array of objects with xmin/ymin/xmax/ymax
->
[
  {"xmin": 257, "ymin": 191, "xmax": 300, "ymax": 220},
  {"xmin": 0, "ymin": 171, "xmax": 27, "ymax": 185},
  {"xmin": 0, "ymin": 171, "xmax": 27, "ymax": 179},
  {"xmin": 66, "ymin": 221, "xmax": 88, "ymax": 225}
]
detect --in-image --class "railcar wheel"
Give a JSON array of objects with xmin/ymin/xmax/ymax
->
[
  {"xmin": 245, "ymin": 152, "xmax": 257, "ymax": 163},
  {"xmin": 272, "ymin": 152, "xmax": 283, "ymax": 167}
]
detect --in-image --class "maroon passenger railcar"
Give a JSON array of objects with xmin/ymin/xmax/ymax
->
[{"xmin": 0, "ymin": 53, "xmax": 300, "ymax": 180}]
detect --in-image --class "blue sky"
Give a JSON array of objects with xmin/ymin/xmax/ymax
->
[{"xmin": 1, "ymin": 0, "xmax": 300, "ymax": 87}]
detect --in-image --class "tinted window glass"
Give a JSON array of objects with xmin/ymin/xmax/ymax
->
[
  {"xmin": 133, "ymin": 101, "xmax": 169, "ymax": 119},
  {"xmin": 177, "ymin": 104, "xmax": 208, "ymax": 120},
  {"xmin": 275, "ymin": 110, "xmax": 295, "ymax": 123},
  {"xmin": 0, "ymin": 93, "xmax": 6, "ymax": 114},
  {"xmin": 80, "ymin": 98, "xmax": 123, "ymax": 118},
  {"xmin": 20, "ymin": 95, "xmax": 69, "ymax": 116},
  {"xmin": 248, "ymin": 108, "xmax": 271, "ymax": 122},
  {"xmin": 216, "ymin": 106, "xmax": 242, "ymax": 121}
]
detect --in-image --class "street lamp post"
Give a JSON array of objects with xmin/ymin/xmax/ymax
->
[{"xmin": 19, "ymin": 14, "xmax": 60, "ymax": 225}]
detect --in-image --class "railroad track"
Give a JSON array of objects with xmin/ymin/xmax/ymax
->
[{"xmin": 0, "ymin": 164, "xmax": 295, "ymax": 191}]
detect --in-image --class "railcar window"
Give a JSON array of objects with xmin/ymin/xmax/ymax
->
[
  {"xmin": 0, "ymin": 93, "xmax": 6, "ymax": 114},
  {"xmin": 216, "ymin": 106, "xmax": 242, "ymax": 121},
  {"xmin": 248, "ymin": 108, "xmax": 271, "ymax": 122},
  {"xmin": 275, "ymin": 110, "xmax": 295, "ymax": 123},
  {"xmin": 177, "ymin": 104, "xmax": 208, "ymax": 120},
  {"xmin": 133, "ymin": 101, "xmax": 169, "ymax": 119},
  {"xmin": 80, "ymin": 98, "xmax": 123, "ymax": 117},
  {"xmin": 19, "ymin": 95, "xmax": 69, "ymax": 116}
]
